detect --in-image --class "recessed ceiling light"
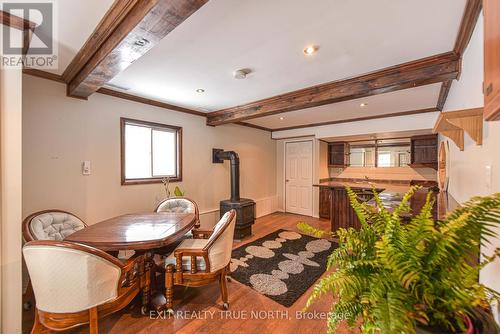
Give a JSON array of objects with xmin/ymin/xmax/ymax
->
[
  {"xmin": 360, "ymin": 103, "xmax": 368, "ymax": 107},
  {"xmin": 279, "ymin": 117, "xmax": 285, "ymax": 120},
  {"xmin": 196, "ymin": 88, "xmax": 205, "ymax": 93},
  {"xmin": 303, "ymin": 45, "xmax": 319, "ymax": 55}
]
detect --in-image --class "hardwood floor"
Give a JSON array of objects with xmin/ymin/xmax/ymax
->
[{"xmin": 23, "ymin": 212, "xmax": 359, "ymax": 334}]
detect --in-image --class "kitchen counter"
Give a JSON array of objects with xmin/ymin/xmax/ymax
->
[
  {"xmin": 372, "ymin": 190, "xmax": 460, "ymax": 221},
  {"xmin": 314, "ymin": 180, "xmax": 460, "ymax": 231}
]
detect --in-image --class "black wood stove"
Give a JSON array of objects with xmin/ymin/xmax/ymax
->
[{"xmin": 213, "ymin": 149, "xmax": 255, "ymax": 239}]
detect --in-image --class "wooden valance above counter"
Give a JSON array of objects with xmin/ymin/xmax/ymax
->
[{"xmin": 314, "ymin": 180, "xmax": 460, "ymax": 232}]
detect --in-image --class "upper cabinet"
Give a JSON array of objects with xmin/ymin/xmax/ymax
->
[
  {"xmin": 484, "ymin": 0, "xmax": 500, "ymax": 121},
  {"xmin": 409, "ymin": 135, "xmax": 438, "ymax": 169},
  {"xmin": 328, "ymin": 142, "xmax": 349, "ymax": 168}
]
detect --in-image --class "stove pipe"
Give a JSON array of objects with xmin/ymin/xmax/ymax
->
[{"xmin": 213, "ymin": 149, "xmax": 240, "ymax": 202}]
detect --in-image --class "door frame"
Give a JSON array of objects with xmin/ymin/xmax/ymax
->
[{"xmin": 284, "ymin": 139, "xmax": 314, "ymax": 216}]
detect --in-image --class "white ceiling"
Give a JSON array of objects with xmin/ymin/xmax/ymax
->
[
  {"xmin": 28, "ymin": 0, "xmax": 115, "ymax": 74},
  {"xmin": 245, "ymin": 83, "xmax": 442, "ymax": 129},
  {"xmin": 108, "ymin": 0, "xmax": 466, "ymax": 113}
]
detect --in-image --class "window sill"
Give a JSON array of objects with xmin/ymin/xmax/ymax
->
[{"xmin": 121, "ymin": 177, "xmax": 182, "ymax": 186}]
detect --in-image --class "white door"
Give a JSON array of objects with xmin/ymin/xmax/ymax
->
[{"xmin": 285, "ymin": 141, "xmax": 313, "ymax": 216}]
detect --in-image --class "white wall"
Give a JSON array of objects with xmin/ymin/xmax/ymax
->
[
  {"xmin": 22, "ymin": 76, "xmax": 278, "ymax": 228},
  {"xmin": 0, "ymin": 66, "xmax": 23, "ymax": 333},
  {"xmin": 441, "ymin": 15, "xmax": 500, "ymax": 321}
]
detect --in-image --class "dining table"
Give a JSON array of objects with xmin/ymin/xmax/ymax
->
[{"xmin": 65, "ymin": 212, "xmax": 197, "ymax": 314}]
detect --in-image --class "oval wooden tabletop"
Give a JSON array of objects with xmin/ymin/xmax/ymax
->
[{"xmin": 65, "ymin": 212, "xmax": 196, "ymax": 251}]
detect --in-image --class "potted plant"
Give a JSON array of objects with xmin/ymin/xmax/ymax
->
[
  {"xmin": 298, "ymin": 186, "xmax": 500, "ymax": 334},
  {"xmin": 161, "ymin": 177, "xmax": 186, "ymax": 198}
]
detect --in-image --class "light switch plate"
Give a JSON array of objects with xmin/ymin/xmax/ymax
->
[{"xmin": 82, "ymin": 161, "xmax": 91, "ymax": 175}]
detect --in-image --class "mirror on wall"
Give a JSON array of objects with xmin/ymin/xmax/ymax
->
[{"xmin": 347, "ymin": 138, "xmax": 411, "ymax": 168}]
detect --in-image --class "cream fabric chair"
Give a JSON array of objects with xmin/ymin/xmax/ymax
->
[
  {"xmin": 160, "ymin": 210, "xmax": 236, "ymax": 313},
  {"xmin": 22, "ymin": 210, "xmax": 87, "ymax": 242},
  {"xmin": 21, "ymin": 210, "xmax": 89, "ymax": 313},
  {"xmin": 23, "ymin": 240, "xmax": 141, "ymax": 334},
  {"xmin": 155, "ymin": 197, "xmax": 200, "ymax": 228},
  {"xmin": 153, "ymin": 197, "xmax": 201, "ymax": 269}
]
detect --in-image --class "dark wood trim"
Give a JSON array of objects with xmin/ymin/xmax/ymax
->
[
  {"xmin": 61, "ymin": 0, "xmax": 140, "ymax": 83},
  {"xmin": 0, "ymin": 9, "xmax": 36, "ymax": 30},
  {"xmin": 120, "ymin": 117, "xmax": 183, "ymax": 186},
  {"xmin": 22, "ymin": 209, "xmax": 88, "ymax": 242},
  {"xmin": 98, "ymin": 88, "xmax": 205, "ymax": 116},
  {"xmin": 207, "ymin": 52, "xmax": 460, "ymax": 126},
  {"xmin": 271, "ymin": 108, "xmax": 438, "ymax": 132},
  {"xmin": 22, "ymin": 68, "xmax": 65, "ymax": 83},
  {"xmin": 67, "ymin": 0, "xmax": 208, "ymax": 99},
  {"xmin": 454, "ymin": 0, "xmax": 483, "ymax": 56},
  {"xmin": 1, "ymin": 10, "xmax": 36, "ymax": 55},
  {"xmin": 271, "ymin": 134, "xmax": 315, "ymax": 140},
  {"xmin": 437, "ymin": 0, "xmax": 482, "ymax": 110},
  {"xmin": 235, "ymin": 122, "xmax": 272, "ymax": 132},
  {"xmin": 22, "ymin": 69, "xmax": 206, "ymax": 117},
  {"xmin": 437, "ymin": 80, "xmax": 453, "ymax": 110}
]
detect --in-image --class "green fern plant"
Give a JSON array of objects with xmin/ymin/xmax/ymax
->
[{"xmin": 299, "ymin": 186, "xmax": 500, "ymax": 334}]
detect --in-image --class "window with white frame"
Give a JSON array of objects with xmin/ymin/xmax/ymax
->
[{"xmin": 121, "ymin": 118, "xmax": 182, "ymax": 185}]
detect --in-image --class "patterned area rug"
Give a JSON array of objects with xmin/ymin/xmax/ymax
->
[{"xmin": 229, "ymin": 229, "xmax": 336, "ymax": 307}]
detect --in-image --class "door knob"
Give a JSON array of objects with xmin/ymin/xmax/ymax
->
[{"xmin": 285, "ymin": 179, "xmax": 290, "ymax": 182}]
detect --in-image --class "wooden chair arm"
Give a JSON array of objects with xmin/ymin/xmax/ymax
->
[
  {"xmin": 173, "ymin": 248, "xmax": 207, "ymax": 257},
  {"xmin": 173, "ymin": 248, "xmax": 210, "ymax": 274},
  {"xmin": 119, "ymin": 254, "xmax": 142, "ymax": 288},
  {"xmin": 192, "ymin": 229, "xmax": 213, "ymax": 239}
]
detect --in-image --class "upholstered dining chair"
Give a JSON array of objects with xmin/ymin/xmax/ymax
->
[
  {"xmin": 161, "ymin": 209, "xmax": 236, "ymax": 313},
  {"xmin": 22, "ymin": 210, "xmax": 88, "ymax": 312},
  {"xmin": 153, "ymin": 197, "xmax": 201, "ymax": 269},
  {"xmin": 154, "ymin": 197, "xmax": 201, "ymax": 229},
  {"xmin": 22, "ymin": 209, "xmax": 88, "ymax": 242},
  {"xmin": 23, "ymin": 240, "xmax": 142, "ymax": 334}
]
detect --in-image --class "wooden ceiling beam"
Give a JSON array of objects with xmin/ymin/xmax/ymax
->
[
  {"xmin": 0, "ymin": 9, "xmax": 35, "ymax": 30},
  {"xmin": 436, "ymin": 0, "xmax": 482, "ymax": 111},
  {"xmin": 61, "ymin": 0, "xmax": 140, "ymax": 83},
  {"xmin": 454, "ymin": 0, "xmax": 482, "ymax": 56},
  {"xmin": 66, "ymin": 0, "xmax": 208, "ymax": 99},
  {"xmin": 206, "ymin": 52, "xmax": 461, "ymax": 126},
  {"xmin": 1, "ymin": 10, "xmax": 36, "ymax": 56},
  {"xmin": 436, "ymin": 80, "xmax": 453, "ymax": 110}
]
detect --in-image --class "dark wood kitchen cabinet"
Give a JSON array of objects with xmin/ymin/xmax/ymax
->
[
  {"xmin": 484, "ymin": 0, "xmax": 500, "ymax": 121},
  {"xmin": 409, "ymin": 134, "xmax": 438, "ymax": 169},
  {"xmin": 328, "ymin": 142, "xmax": 349, "ymax": 168},
  {"xmin": 319, "ymin": 187, "xmax": 331, "ymax": 219}
]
